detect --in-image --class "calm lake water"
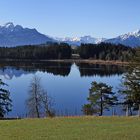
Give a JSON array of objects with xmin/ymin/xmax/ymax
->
[{"xmin": 0, "ymin": 61, "xmax": 127, "ymax": 117}]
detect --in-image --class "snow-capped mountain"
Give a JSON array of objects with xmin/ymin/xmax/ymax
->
[
  {"xmin": 105, "ymin": 30, "xmax": 140, "ymax": 47},
  {"xmin": 0, "ymin": 22, "xmax": 53, "ymax": 47},
  {"xmin": 0, "ymin": 22, "xmax": 140, "ymax": 47},
  {"xmin": 54, "ymin": 36, "xmax": 106, "ymax": 46}
]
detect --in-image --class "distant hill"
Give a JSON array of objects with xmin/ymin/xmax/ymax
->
[
  {"xmin": 105, "ymin": 30, "xmax": 140, "ymax": 47},
  {"xmin": 0, "ymin": 22, "xmax": 53, "ymax": 47}
]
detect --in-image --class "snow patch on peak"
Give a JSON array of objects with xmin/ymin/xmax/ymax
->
[
  {"xmin": 54, "ymin": 35, "xmax": 106, "ymax": 46},
  {"xmin": 2, "ymin": 22, "xmax": 15, "ymax": 29},
  {"xmin": 118, "ymin": 29, "xmax": 140, "ymax": 40},
  {"xmin": 0, "ymin": 22, "xmax": 54, "ymax": 47},
  {"xmin": 4, "ymin": 22, "xmax": 14, "ymax": 27},
  {"xmin": 133, "ymin": 29, "xmax": 140, "ymax": 34},
  {"xmin": 0, "ymin": 22, "xmax": 15, "ymax": 32},
  {"xmin": 105, "ymin": 29, "xmax": 140, "ymax": 47},
  {"xmin": 0, "ymin": 22, "xmax": 24, "ymax": 31}
]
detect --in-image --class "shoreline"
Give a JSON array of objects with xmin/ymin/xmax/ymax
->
[
  {"xmin": 44, "ymin": 59, "xmax": 129, "ymax": 65},
  {"xmin": 0, "ymin": 59, "xmax": 129, "ymax": 65}
]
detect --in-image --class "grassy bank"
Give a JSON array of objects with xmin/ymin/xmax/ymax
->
[
  {"xmin": 0, "ymin": 59, "xmax": 128, "ymax": 65},
  {"xmin": 45, "ymin": 59, "xmax": 129, "ymax": 65},
  {"xmin": 0, "ymin": 117, "xmax": 140, "ymax": 140}
]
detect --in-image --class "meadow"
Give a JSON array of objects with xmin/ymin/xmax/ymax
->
[{"xmin": 0, "ymin": 117, "xmax": 140, "ymax": 140}]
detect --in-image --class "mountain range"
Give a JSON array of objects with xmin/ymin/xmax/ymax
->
[
  {"xmin": 54, "ymin": 36, "xmax": 106, "ymax": 46},
  {"xmin": 0, "ymin": 22, "xmax": 53, "ymax": 47},
  {"xmin": 0, "ymin": 22, "xmax": 140, "ymax": 47},
  {"xmin": 105, "ymin": 30, "xmax": 140, "ymax": 47}
]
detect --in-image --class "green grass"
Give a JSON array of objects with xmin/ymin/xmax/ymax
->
[{"xmin": 0, "ymin": 117, "xmax": 140, "ymax": 140}]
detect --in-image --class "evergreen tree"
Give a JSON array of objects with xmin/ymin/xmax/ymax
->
[
  {"xmin": 82, "ymin": 104, "xmax": 96, "ymax": 115},
  {"xmin": 121, "ymin": 48, "xmax": 140, "ymax": 116},
  {"xmin": 0, "ymin": 79, "xmax": 12, "ymax": 118},
  {"xmin": 83, "ymin": 82, "xmax": 117, "ymax": 116},
  {"xmin": 78, "ymin": 43, "xmax": 135, "ymax": 61},
  {"xmin": 0, "ymin": 43, "xmax": 72, "ymax": 60}
]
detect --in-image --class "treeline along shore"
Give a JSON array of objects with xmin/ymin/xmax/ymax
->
[
  {"xmin": 0, "ymin": 43, "xmax": 140, "ymax": 118},
  {"xmin": 0, "ymin": 42, "xmax": 136, "ymax": 64}
]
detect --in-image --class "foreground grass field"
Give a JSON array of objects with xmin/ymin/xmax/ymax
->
[{"xmin": 0, "ymin": 117, "xmax": 140, "ymax": 140}]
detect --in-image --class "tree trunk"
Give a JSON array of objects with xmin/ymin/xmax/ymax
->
[
  {"xmin": 138, "ymin": 104, "xmax": 140, "ymax": 117},
  {"xmin": 100, "ymin": 92, "xmax": 103, "ymax": 116},
  {"xmin": 35, "ymin": 97, "xmax": 40, "ymax": 118},
  {"xmin": 112, "ymin": 107, "xmax": 116, "ymax": 116},
  {"xmin": 130, "ymin": 107, "xmax": 132, "ymax": 116},
  {"xmin": 126, "ymin": 104, "xmax": 129, "ymax": 117},
  {"xmin": 34, "ymin": 84, "xmax": 40, "ymax": 118}
]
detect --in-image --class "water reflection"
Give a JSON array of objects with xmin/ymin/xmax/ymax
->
[
  {"xmin": 76, "ymin": 63, "xmax": 127, "ymax": 77},
  {"xmin": 0, "ymin": 61, "xmax": 127, "ymax": 117},
  {"xmin": 0, "ymin": 61, "xmax": 127, "ymax": 79}
]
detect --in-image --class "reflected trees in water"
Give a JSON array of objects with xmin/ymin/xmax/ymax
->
[
  {"xmin": 76, "ymin": 63, "xmax": 127, "ymax": 77},
  {"xmin": 0, "ymin": 61, "xmax": 127, "ymax": 78}
]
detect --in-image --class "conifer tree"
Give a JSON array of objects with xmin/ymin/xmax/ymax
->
[
  {"xmin": 0, "ymin": 79, "xmax": 12, "ymax": 118},
  {"xmin": 83, "ymin": 82, "xmax": 117, "ymax": 116}
]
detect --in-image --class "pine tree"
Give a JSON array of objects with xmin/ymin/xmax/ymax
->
[
  {"xmin": 0, "ymin": 79, "xmax": 12, "ymax": 118},
  {"xmin": 83, "ymin": 81, "xmax": 117, "ymax": 116},
  {"xmin": 121, "ymin": 48, "xmax": 140, "ymax": 116}
]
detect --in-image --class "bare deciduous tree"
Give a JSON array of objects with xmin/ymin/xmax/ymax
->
[
  {"xmin": 41, "ymin": 91, "xmax": 55, "ymax": 117},
  {"xmin": 26, "ymin": 75, "xmax": 55, "ymax": 118},
  {"xmin": 26, "ymin": 75, "xmax": 43, "ymax": 118}
]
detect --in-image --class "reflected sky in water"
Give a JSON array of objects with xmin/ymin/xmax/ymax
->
[{"xmin": 0, "ymin": 62, "xmax": 125, "ymax": 117}]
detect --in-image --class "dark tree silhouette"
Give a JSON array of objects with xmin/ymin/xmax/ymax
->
[
  {"xmin": 26, "ymin": 75, "xmax": 55, "ymax": 118},
  {"xmin": 120, "ymin": 48, "xmax": 140, "ymax": 116},
  {"xmin": 78, "ymin": 43, "xmax": 135, "ymax": 61},
  {"xmin": 0, "ymin": 79, "xmax": 12, "ymax": 118},
  {"xmin": 83, "ymin": 82, "xmax": 117, "ymax": 116}
]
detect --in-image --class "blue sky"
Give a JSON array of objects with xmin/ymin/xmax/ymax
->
[{"xmin": 0, "ymin": 0, "xmax": 140, "ymax": 38}]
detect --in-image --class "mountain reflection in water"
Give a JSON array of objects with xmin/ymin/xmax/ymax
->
[
  {"xmin": 0, "ymin": 61, "xmax": 127, "ymax": 79},
  {"xmin": 0, "ymin": 61, "xmax": 127, "ymax": 117}
]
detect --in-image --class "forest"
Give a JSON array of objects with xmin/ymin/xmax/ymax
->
[
  {"xmin": 0, "ymin": 43, "xmax": 72, "ymax": 60},
  {"xmin": 0, "ymin": 42, "xmax": 136, "ymax": 61},
  {"xmin": 78, "ymin": 43, "xmax": 135, "ymax": 61}
]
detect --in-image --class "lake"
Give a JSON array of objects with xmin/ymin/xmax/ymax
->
[{"xmin": 0, "ymin": 61, "xmax": 127, "ymax": 117}]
